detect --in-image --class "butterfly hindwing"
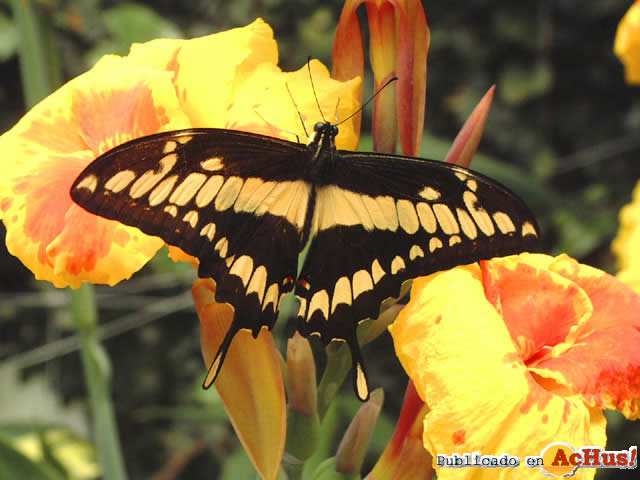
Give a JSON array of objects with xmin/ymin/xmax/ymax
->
[
  {"xmin": 294, "ymin": 150, "xmax": 539, "ymax": 398},
  {"xmin": 71, "ymin": 128, "xmax": 312, "ymax": 338}
]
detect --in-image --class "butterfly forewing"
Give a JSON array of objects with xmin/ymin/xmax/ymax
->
[{"xmin": 71, "ymin": 128, "xmax": 312, "ymax": 337}]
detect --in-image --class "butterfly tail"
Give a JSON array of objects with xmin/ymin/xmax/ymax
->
[
  {"xmin": 347, "ymin": 335, "xmax": 370, "ymax": 401},
  {"xmin": 202, "ymin": 323, "xmax": 240, "ymax": 389}
]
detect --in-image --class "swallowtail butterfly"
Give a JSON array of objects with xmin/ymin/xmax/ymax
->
[{"xmin": 71, "ymin": 121, "xmax": 539, "ymax": 400}]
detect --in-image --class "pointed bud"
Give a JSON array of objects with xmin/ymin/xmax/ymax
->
[
  {"xmin": 444, "ymin": 86, "xmax": 495, "ymax": 168},
  {"xmin": 335, "ymin": 389, "xmax": 384, "ymax": 475}
]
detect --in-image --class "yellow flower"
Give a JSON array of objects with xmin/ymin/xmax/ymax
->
[
  {"xmin": 390, "ymin": 253, "xmax": 640, "ymax": 480},
  {"xmin": 612, "ymin": 180, "xmax": 640, "ymax": 294},
  {"xmin": 615, "ymin": 0, "xmax": 640, "ymax": 84}
]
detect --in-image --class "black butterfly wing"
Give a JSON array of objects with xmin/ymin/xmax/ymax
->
[
  {"xmin": 71, "ymin": 128, "xmax": 312, "ymax": 385},
  {"xmin": 295, "ymin": 150, "xmax": 539, "ymax": 400}
]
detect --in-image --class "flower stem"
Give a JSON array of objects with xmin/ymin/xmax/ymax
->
[{"xmin": 71, "ymin": 285, "xmax": 128, "ymax": 480}]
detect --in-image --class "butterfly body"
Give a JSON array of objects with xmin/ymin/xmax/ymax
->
[{"xmin": 71, "ymin": 121, "xmax": 539, "ymax": 400}]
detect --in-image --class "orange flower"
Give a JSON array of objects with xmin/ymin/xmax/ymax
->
[
  {"xmin": 333, "ymin": 0, "xmax": 429, "ymax": 155},
  {"xmin": 615, "ymin": 0, "xmax": 640, "ymax": 84},
  {"xmin": 389, "ymin": 253, "xmax": 640, "ymax": 480},
  {"xmin": 0, "ymin": 18, "xmax": 361, "ymax": 287}
]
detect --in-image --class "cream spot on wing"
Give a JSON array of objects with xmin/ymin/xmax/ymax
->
[
  {"xmin": 449, "ymin": 235, "xmax": 462, "ymax": 246},
  {"xmin": 176, "ymin": 135, "xmax": 193, "ymax": 144},
  {"xmin": 466, "ymin": 179, "xmax": 478, "ymax": 192},
  {"xmin": 263, "ymin": 283, "xmax": 279, "ymax": 311},
  {"xmin": 297, "ymin": 297, "xmax": 308, "ymax": 319},
  {"xmin": 234, "ymin": 178, "xmax": 265, "ymax": 212},
  {"xmin": 309, "ymin": 290, "xmax": 330, "ymax": 319},
  {"xmin": 169, "ymin": 172, "xmax": 208, "ymax": 206},
  {"xmin": 200, "ymin": 222, "xmax": 216, "ymax": 241},
  {"xmin": 164, "ymin": 205, "xmax": 178, "ymax": 217},
  {"xmin": 315, "ymin": 186, "xmax": 373, "ymax": 231},
  {"xmin": 522, "ymin": 221, "xmax": 538, "ymax": 237},
  {"xmin": 391, "ymin": 256, "xmax": 406, "ymax": 274},
  {"xmin": 229, "ymin": 255, "xmax": 253, "ymax": 287},
  {"xmin": 419, "ymin": 187, "xmax": 441, "ymax": 201},
  {"xmin": 397, "ymin": 199, "xmax": 420, "ymax": 234},
  {"xmin": 195, "ymin": 175, "xmax": 224, "ymax": 207},
  {"xmin": 247, "ymin": 265, "xmax": 267, "ymax": 303},
  {"xmin": 105, "ymin": 170, "xmax": 135, "ymax": 193},
  {"xmin": 214, "ymin": 237, "xmax": 229, "ymax": 257},
  {"xmin": 356, "ymin": 363, "xmax": 369, "ymax": 401},
  {"xmin": 261, "ymin": 181, "xmax": 311, "ymax": 229},
  {"xmin": 433, "ymin": 203, "xmax": 460, "ymax": 234},
  {"xmin": 130, "ymin": 153, "xmax": 177, "ymax": 198},
  {"xmin": 463, "ymin": 190, "xmax": 495, "ymax": 236},
  {"xmin": 429, "ymin": 238, "xmax": 443, "ymax": 252},
  {"xmin": 409, "ymin": 244, "xmax": 425, "ymax": 260},
  {"xmin": 416, "ymin": 202, "xmax": 437, "ymax": 233},
  {"xmin": 148, "ymin": 175, "xmax": 179, "ymax": 206},
  {"xmin": 455, "ymin": 171, "xmax": 468, "ymax": 181},
  {"xmin": 371, "ymin": 259, "xmax": 386, "ymax": 284},
  {"xmin": 183, "ymin": 210, "xmax": 199, "ymax": 228},
  {"xmin": 75, "ymin": 174, "xmax": 98, "ymax": 193},
  {"xmin": 352, "ymin": 270, "xmax": 374, "ymax": 299},
  {"xmin": 163, "ymin": 140, "xmax": 177, "ymax": 153},
  {"xmin": 362, "ymin": 195, "xmax": 387, "ymax": 230},
  {"xmin": 331, "ymin": 276, "xmax": 352, "ymax": 313},
  {"xmin": 240, "ymin": 181, "xmax": 277, "ymax": 213},
  {"xmin": 457, "ymin": 208, "xmax": 478, "ymax": 240},
  {"xmin": 200, "ymin": 156, "xmax": 224, "ymax": 171},
  {"xmin": 377, "ymin": 196, "xmax": 399, "ymax": 231},
  {"xmin": 225, "ymin": 255, "xmax": 235, "ymax": 267},
  {"xmin": 493, "ymin": 212, "xmax": 516, "ymax": 234},
  {"xmin": 215, "ymin": 176, "xmax": 244, "ymax": 211}
]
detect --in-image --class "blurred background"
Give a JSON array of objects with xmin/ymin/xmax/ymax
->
[{"xmin": 0, "ymin": 0, "xmax": 638, "ymax": 478}]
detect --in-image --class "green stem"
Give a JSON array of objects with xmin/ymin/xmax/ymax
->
[
  {"xmin": 71, "ymin": 285, "xmax": 128, "ymax": 480},
  {"xmin": 317, "ymin": 342, "xmax": 352, "ymax": 419},
  {"xmin": 281, "ymin": 452, "xmax": 304, "ymax": 480},
  {"xmin": 11, "ymin": 0, "xmax": 62, "ymax": 107}
]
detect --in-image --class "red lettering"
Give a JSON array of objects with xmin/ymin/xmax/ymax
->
[
  {"xmin": 551, "ymin": 448, "xmax": 570, "ymax": 466},
  {"xmin": 569, "ymin": 453, "xmax": 582, "ymax": 466},
  {"xmin": 617, "ymin": 453, "xmax": 628, "ymax": 466},
  {"xmin": 582, "ymin": 448, "xmax": 601, "ymax": 466},
  {"xmin": 601, "ymin": 453, "xmax": 616, "ymax": 466}
]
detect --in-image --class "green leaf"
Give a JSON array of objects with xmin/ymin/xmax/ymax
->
[
  {"xmin": 0, "ymin": 436, "xmax": 66, "ymax": 480},
  {"xmin": 0, "ymin": 11, "xmax": 18, "ymax": 61}
]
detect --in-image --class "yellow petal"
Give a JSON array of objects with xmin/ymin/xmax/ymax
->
[
  {"xmin": 192, "ymin": 279, "xmax": 286, "ymax": 480},
  {"xmin": 615, "ymin": 0, "xmax": 640, "ymax": 84}
]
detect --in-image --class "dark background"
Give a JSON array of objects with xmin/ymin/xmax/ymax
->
[{"xmin": 0, "ymin": 1, "xmax": 638, "ymax": 479}]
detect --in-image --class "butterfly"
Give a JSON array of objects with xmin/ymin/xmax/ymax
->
[{"xmin": 71, "ymin": 120, "xmax": 539, "ymax": 401}]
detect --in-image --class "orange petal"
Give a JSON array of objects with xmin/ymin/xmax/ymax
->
[
  {"xmin": 395, "ymin": 0, "xmax": 429, "ymax": 156},
  {"xmin": 192, "ymin": 279, "xmax": 286, "ymax": 480},
  {"xmin": 333, "ymin": 0, "xmax": 366, "ymax": 139},
  {"xmin": 444, "ymin": 86, "xmax": 494, "ymax": 167},
  {"xmin": 368, "ymin": 1, "xmax": 398, "ymax": 153},
  {"xmin": 0, "ymin": 56, "xmax": 190, "ymax": 287}
]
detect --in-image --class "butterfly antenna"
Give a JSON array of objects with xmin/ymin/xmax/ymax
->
[
  {"xmin": 255, "ymin": 110, "xmax": 300, "ymax": 143},
  {"xmin": 286, "ymin": 82, "xmax": 309, "ymax": 138},
  {"xmin": 307, "ymin": 56, "xmax": 327, "ymax": 123},
  {"xmin": 336, "ymin": 76, "xmax": 398, "ymax": 127}
]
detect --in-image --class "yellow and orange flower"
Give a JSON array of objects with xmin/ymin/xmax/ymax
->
[
  {"xmin": 0, "ymin": 19, "xmax": 362, "ymax": 480},
  {"xmin": 390, "ymin": 253, "xmax": 640, "ymax": 480},
  {"xmin": 615, "ymin": 0, "xmax": 640, "ymax": 84}
]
